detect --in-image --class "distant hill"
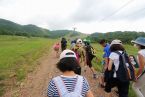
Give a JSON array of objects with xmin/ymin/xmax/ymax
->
[
  {"xmin": 0, "ymin": 18, "xmax": 84, "ymax": 38},
  {"xmin": 88, "ymin": 31, "xmax": 145, "ymax": 43}
]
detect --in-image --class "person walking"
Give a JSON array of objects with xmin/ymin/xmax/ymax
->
[
  {"xmin": 61, "ymin": 38, "xmax": 67, "ymax": 51},
  {"xmin": 84, "ymin": 41, "xmax": 97, "ymax": 79},
  {"xmin": 47, "ymin": 50, "xmax": 94, "ymax": 97},
  {"xmin": 99, "ymin": 39, "xmax": 111, "ymax": 70},
  {"xmin": 53, "ymin": 43, "xmax": 60, "ymax": 58},
  {"xmin": 105, "ymin": 39, "xmax": 131, "ymax": 97},
  {"xmin": 99, "ymin": 39, "xmax": 111, "ymax": 87},
  {"xmin": 70, "ymin": 40, "xmax": 76, "ymax": 50},
  {"xmin": 72, "ymin": 39, "xmax": 86, "ymax": 75},
  {"xmin": 132, "ymin": 37, "xmax": 145, "ymax": 96}
]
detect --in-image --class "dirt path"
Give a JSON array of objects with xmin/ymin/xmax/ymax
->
[{"xmin": 3, "ymin": 48, "xmax": 117, "ymax": 97}]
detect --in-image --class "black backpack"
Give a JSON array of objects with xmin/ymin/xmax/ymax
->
[
  {"xmin": 85, "ymin": 45, "xmax": 95, "ymax": 58},
  {"xmin": 61, "ymin": 40, "xmax": 67, "ymax": 46},
  {"xmin": 115, "ymin": 51, "xmax": 136, "ymax": 82}
]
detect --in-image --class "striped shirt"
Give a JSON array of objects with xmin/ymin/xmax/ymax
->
[{"xmin": 47, "ymin": 75, "xmax": 90, "ymax": 97}]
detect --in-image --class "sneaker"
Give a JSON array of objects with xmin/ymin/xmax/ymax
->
[{"xmin": 93, "ymin": 73, "xmax": 97, "ymax": 79}]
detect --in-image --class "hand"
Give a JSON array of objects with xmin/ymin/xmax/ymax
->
[
  {"xmin": 104, "ymin": 64, "xmax": 108, "ymax": 70},
  {"xmin": 133, "ymin": 77, "xmax": 137, "ymax": 82}
]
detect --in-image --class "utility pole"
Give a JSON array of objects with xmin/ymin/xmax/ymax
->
[{"xmin": 73, "ymin": 27, "xmax": 77, "ymax": 33}]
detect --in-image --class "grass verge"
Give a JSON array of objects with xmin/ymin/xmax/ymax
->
[{"xmin": 0, "ymin": 35, "xmax": 55, "ymax": 96}]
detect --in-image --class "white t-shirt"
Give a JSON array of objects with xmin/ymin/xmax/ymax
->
[
  {"xmin": 109, "ymin": 51, "xmax": 123, "ymax": 78},
  {"xmin": 138, "ymin": 49, "xmax": 145, "ymax": 58},
  {"xmin": 138, "ymin": 49, "xmax": 145, "ymax": 69}
]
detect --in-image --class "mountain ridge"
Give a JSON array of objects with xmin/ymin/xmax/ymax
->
[{"xmin": 0, "ymin": 18, "xmax": 84, "ymax": 38}]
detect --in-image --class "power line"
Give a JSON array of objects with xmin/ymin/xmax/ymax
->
[
  {"xmin": 98, "ymin": 0, "xmax": 135, "ymax": 23},
  {"xmin": 128, "ymin": 7, "xmax": 145, "ymax": 16}
]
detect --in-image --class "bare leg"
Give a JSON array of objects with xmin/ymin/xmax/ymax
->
[{"xmin": 105, "ymin": 92, "xmax": 111, "ymax": 97}]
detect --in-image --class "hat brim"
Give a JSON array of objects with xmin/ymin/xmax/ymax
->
[
  {"xmin": 131, "ymin": 40, "xmax": 145, "ymax": 46},
  {"xmin": 110, "ymin": 43, "xmax": 122, "ymax": 46}
]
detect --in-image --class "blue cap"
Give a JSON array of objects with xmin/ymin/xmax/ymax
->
[{"xmin": 131, "ymin": 37, "xmax": 145, "ymax": 46}]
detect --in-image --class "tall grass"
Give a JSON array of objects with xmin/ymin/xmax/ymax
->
[{"xmin": 0, "ymin": 35, "xmax": 55, "ymax": 96}]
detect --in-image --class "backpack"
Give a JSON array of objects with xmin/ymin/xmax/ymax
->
[
  {"xmin": 115, "ymin": 51, "xmax": 136, "ymax": 82},
  {"xmin": 85, "ymin": 45, "xmax": 96, "ymax": 58},
  {"xmin": 73, "ymin": 46, "xmax": 84, "ymax": 58},
  {"xmin": 61, "ymin": 39, "xmax": 67, "ymax": 46},
  {"xmin": 53, "ymin": 76, "xmax": 83, "ymax": 97},
  {"xmin": 53, "ymin": 44, "xmax": 60, "ymax": 51}
]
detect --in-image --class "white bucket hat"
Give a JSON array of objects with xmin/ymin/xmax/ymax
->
[
  {"xmin": 59, "ymin": 49, "xmax": 77, "ymax": 60},
  {"xmin": 110, "ymin": 39, "xmax": 122, "ymax": 46}
]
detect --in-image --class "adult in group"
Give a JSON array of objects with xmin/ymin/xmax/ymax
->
[
  {"xmin": 53, "ymin": 43, "xmax": 60, "ymax": 58},
  {"xmin": 84, "ymin": 41, "xmax": 97, "ymax": 79},
  {"xmin": 72, "ymin": 39, "xmax": 86, "ymax": 75},
  {"xmin": 61, "ymin": 37, "xmax": 67, "ymax": 51},
  {"xmin": 47, "ymin": 50, "xmax": 94, "ymax": 97},
  {"xmin": 72, "ymin": 39, "xmax": 86, "ymax": 64},
  {"xmin": 105, "ymin": 40, "xmax": 130, "ymax": 97},
  {"xmin": 132, "ymin": 37, "xmax": 145, "ymax": 96},
  {"xmin": 99, "ymin": 39, "xmax": 111, "ymax": 70},
  {"xmin": 99, "ymin": 39, "xmax": 110, "ymax": 87},
  {"xmin": 70, "ymin": 40, "xmax": 76, "ymax": 50}
]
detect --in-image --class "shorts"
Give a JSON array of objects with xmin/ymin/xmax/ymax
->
[
  {"xmin": 86, "ymin": 55, "xmax": 94, "ymax": 68},
  {"xmin": 105, "ymin": 78, "xmax": 129, "ymax": 97},
  {"xmin": 61, "ymin": 45, "xmax": 67, "ymax": 51},
  {"xmin": 86, "ymin": 59, "xmax": 92, "ymax": 68}
]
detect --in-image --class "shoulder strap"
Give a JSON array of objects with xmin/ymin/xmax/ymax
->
[
  {"xmin": 114, "ymin": 51, "xmax": 122, "ymax": 56},
  {"xmin": 139, "ymin": 70, "xmax": 145, "ymax": 79},
  {"xmin": 53, "ymin": 76, "xmax": 68, "ymax": 97},
  {"xmin": 114, "ymin": 51, "xmax": 126, "ymax": 64},
  {"xmin": 74, "ymin": 76, "xmax": 83, "ymax": 94},
  {"xmin": 115, "ymin": 51, "xmax": 129, "ymax": 75}
]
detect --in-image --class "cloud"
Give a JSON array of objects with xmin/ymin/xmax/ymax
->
[
  {"xmin": 102, "ymin": 0, "xmax": 145, "ymax": 21},
  {"xmin": 71, "ymin": 0, "xmax": 115, "ymax": 23},
  {"xmin": 0, "ymin": 0, "xmax": 145, "ymax": 33},
  {"xmin": 71, "ymin": 0, "xmax": 145, "ymax": 23}
]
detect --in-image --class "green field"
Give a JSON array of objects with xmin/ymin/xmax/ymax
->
[
  {"xmin": 0, "ymin": 35, "xmax": 55, "ymax": 96},
  {"xmin": 92, "ymin": 43, "xmax": 138, "ymax": 97},
  {"xmin": 0, "ymin": 35, "xmax": 138, "ymax": 97}
]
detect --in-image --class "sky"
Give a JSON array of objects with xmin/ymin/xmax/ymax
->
[{"xmin": 0, "ymin": 0, "xmax": 145, "ymax": 34}]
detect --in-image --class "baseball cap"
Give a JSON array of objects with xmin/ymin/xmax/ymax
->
[
  {"xmin": 59, "ymin": 49, "xmax": 77, "ymax": 60},
  {"xmin": 110, "ymin": 39, "xmax": 122, "ymax": 46}
]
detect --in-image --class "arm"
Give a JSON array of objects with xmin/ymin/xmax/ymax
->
[
  {"xmin": 104, "ymin": 48, "xmax": 110, "ymax": 70},
  {"xmin": 136, "ymin": 54, "xmax": 145, "ymax": 78},
  {"xmin": 108, "ymin": 59, "xmax": 113, "ymax": 71},
  {"xmin": 104, "ymin": 58, "xmax": 109, "ymax": 70},
  {"xmin": 86, "ymin": 90, "xmax": 94, "ymax": 97},
  {"xmin": 47, "ymin": 80, "xmax": 55, "ymax": 97},
  {"xmin": 83, "ymin": 77, "xmax": 94, "ymax": 97},
  {"xmin": 82, "ymin": 48, "xmax": 86, "ymax": 61}
]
